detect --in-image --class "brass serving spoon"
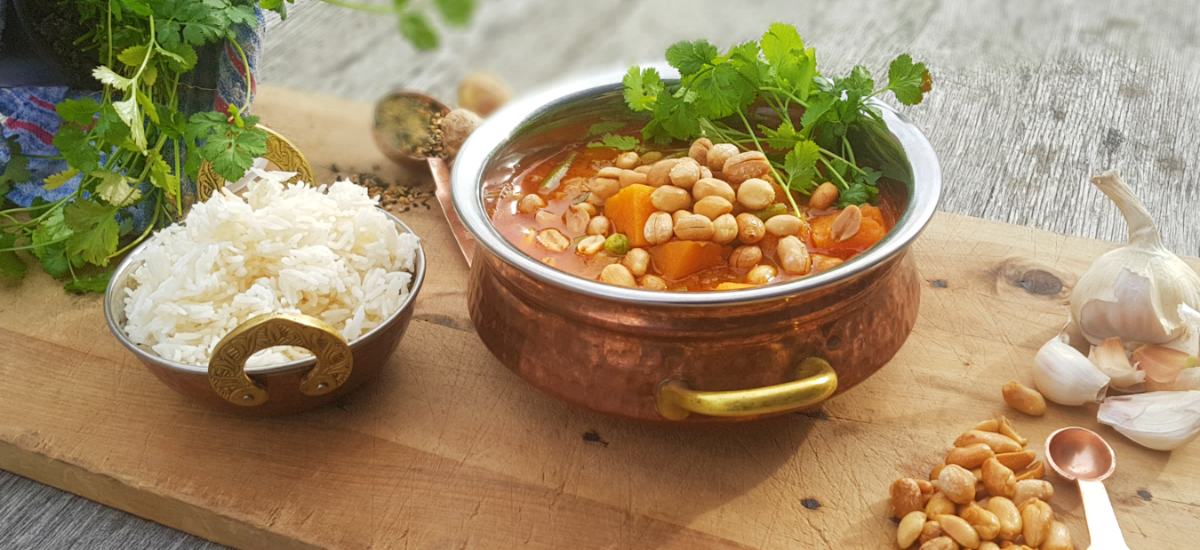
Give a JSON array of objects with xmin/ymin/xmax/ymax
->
[{"xmin": 1045, "ymin": 427, "xmax": 1131, "ymax": 550}]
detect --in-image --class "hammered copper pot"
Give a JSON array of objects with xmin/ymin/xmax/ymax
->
[{"xmin": 451, "ymin": 69, "xmax": 941, "ymax": 423}]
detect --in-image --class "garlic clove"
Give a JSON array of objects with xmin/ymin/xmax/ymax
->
[
  {"xmin": 1175, "ymin": 368, "xmax": 1200, "ymax": 391},
  {"xmin": 1133, "ymin": 344, "xmax": 1198, "ymax": 391},
  {"xmin": 1069, "ymin": 171, "xmax": 1200, "ymax": 345},
  {"xmin": 1162, "ymin": 304, "xmax": 1200, "ymax": 358},
  {"xmin": 1089, "ymin": 337, "xmax": 1146, "ymax": 391},
  {"xmin": 1034, "ymin": 334, "xmax": 1111, "ymax": 406},
  {"xmin": 1098, "ymin": 391, "xmax": 1200, "ymax": 451}
]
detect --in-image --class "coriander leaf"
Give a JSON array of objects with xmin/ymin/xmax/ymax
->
[
  {"xmin": 586, "ymin": 134, "xmax": 639, "ymax": 151},
  {"xmin": 843, "ymin": 65, "xmax": 874, "ymax": 97},
  {"xmin": 762, "ymin": 121, "xmax": 803, "ymax": 151},
  {"xmin": 148, "ymin": 155, "xmax": 180, "ymax": 196},
  {"xmin": 783, "ymin": 140, "xmax": 821, "ymax": 193},
  {"xmin": 142, "ymin": 65, "xmax": 158, "ymax": 87},
  {"xmin": 64, "ymin": 200, "xmax": 120, "ymax": 266},
  {"xmin": 111, "ymin": 97, "xmax": 147, "ymax": 151},
  {"xmin": 587, "ymin": 122, "xmax": 625, "ymax": 136},
  {"xmin": 31, "ymin": 205, "xmax": 73, "ymax": 278},
  {"xmin": 760, "ymin": 23, "xmax": 805, "ymax": 68},
  {"xmin": 398, "ymin": 11, "xmax": 439, "ymax": 51},
  {"xmin": 653, "ymin": 88, "xmax": 700, "ymax": 140},
  {"xmin": 665, "ymin": 39, "xmax": 718, "ymax": 77},
  {"xmin": 157, "ymin": 43, "xmax": 197, "ymax": 73},
  {"xmin": 0, "ymin": 232, "xmax": 26, "ymax": 280},
  {"xmin": 157, "ymin": 106, "xmax": 188, "ymax": 138},
  {"xmin": 92, "ymin": 66, "xmax": 133, "ymax": 91},
  {"xmin": 799, "ymin": 93, "xmax": 836, "ymax": 135},
  {"xmin": 118, "ymin": 0, "xmax": 153, "ymax": 16},
  {"xmin": 0, "ymin": 138, "xmax": 31, "ymax": 196},
  {"xmin": 52, "ymin": 125, "xmax": 101, "ymax": 174},
  {"xmin": 64, "ymin": 272, "xmax": 113, "ymax": 294},
  {"xmin": 727, "ymin": 40, "xmax": 767, "ymax": 88},
  {"xmin": 56, "ymin": 98, "xmax": 101, "ymax": 126},
  {"xmin": 837, "ymin": 182, "xmax": 879, "ymax": 208},
  {"xmin": 136, "ymin": 91, "xmax": 159, "ymax": 124},
  {"xmin": 187, "ymin": 112, "xmax": 269, "ymax": 182},
  {"xmin": 94, "ymin": 104, "xmax": 132, "ymax": 144},
  {"xmin": 887, "ymin": 54, "xmax": 931, "ymax": 105},
  {"xmin": 43, "ymin": 168, "xmax": 81, "ymax": 191},
  {"xmin": 433, "ymin": 0, "xmax": 474, "ymax": 26},
  {"xmin": 93, "ymin": 170, "xmax": 142, "ymax": 207},
  {"xmin": 693, "ymin": 62, "xmax": 756, "ymax": 119},
  {"xmin": 117, "ymin": 45, "xmax": 149, "ymax": 67},
  {"xmin": 622, "ymin": 66, "xmax": 662, "ymax": 112},
  {"xmin": 853, "ymin": 166, "xmax": 883, "ymax": 186}
]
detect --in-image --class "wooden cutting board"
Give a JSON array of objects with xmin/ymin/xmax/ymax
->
[{"xmin": 1, "ymin": 86, "xmax": 1197, "ymax": 550}]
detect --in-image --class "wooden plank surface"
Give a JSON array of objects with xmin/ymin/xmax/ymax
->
[{"xmin": 2, "ymin": 85, "xmax": 1200, "ymax": 550}]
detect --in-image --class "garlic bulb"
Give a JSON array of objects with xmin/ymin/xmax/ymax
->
[
  {"xmin": 1133, "ymin": 344, "xmax": 1198, "ymax": 391},
  {"xmin": 1098, "ymin": 391, "xmax": 1200, "ymax": 450},
  {"xmin": 1089, "ymin": 337, "xmax": 1145, "ymax": 391},
  {"xmin": 1163, "ymin": 304, "xmax": 1200, "ymax": 357},
  {"xmin": 1069, "ymin": 171, "xmax": 1200, "ymax": 345},
  {"xmin": 1175, "ymin": 368, "xmax": 1200, "ymax": 391},
  {"xmin": 1034, "ymin": 333, "xmax": 1110, "ymax": 405}
]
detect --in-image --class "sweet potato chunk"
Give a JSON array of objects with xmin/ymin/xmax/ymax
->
[
  {"xmin": 649, "ymin": 241, "xmax": 726, "ymax": 280},
  {"xmin": 604, "ymin": 184, "xmax": 656, "ymax": 247},
  {"xmin": 715, "ymin": 282, "xmax": 758, "ymax": 290},
  {"xmin": 810, "ymin": 205, "xmax": 888, "ymax": 254}
]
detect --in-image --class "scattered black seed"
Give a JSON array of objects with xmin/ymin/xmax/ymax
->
[
  {"xmin": 931, "ymin": 280, "xmax": 948, "ymax": 288},
  {"xmin": 799, "ymin": 410, "xmax": 829, "ymax": 420},
  {"xmin": 801, "ymin": 499, "xmax": 822, "ymax": 510},
  {"xmin": 1137, "ymin": 490, "xmax": 1152, "ymax": 501},
  {"xmin": 583, "ymin": 430, "xmax": 609, "ymax": 446}
]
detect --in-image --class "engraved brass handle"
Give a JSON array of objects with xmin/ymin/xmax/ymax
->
[
  {"xmin": 208, "ymin": 313, "xmax": 353, "ymax": 407},
  {"xmin": 196, "ymin": 124, "xmax": 315, "ymax": 202},
  {"xmin": 655, "ymin": 357, "xmax": 838, "ymax": 421}
]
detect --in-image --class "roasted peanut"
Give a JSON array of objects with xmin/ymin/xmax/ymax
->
[
  {"xmin": 996, "ymin": 417, "xmax": 1028, "ymax": 447},
  {"xmin": 644, "ymin": 212, "xmax": 674, "ymax": 245},
  {"xmin": 614, "ymin": 151, "xmax": 640, "ymax": 169},
  {"xmin": 898, "ymin": 511, "xmax": 927, "ymax": 549},
  {"xmin": 1020, "ymin": 498, "xmax": 1053, "ymax": 547},
  {"xmin": 955, "ymin": 431, "xmax": 1022, "ymax": 454},
  {"xmin": 1015, "ymin": 461, "xmax": 1044, "ymax": 481},
  {"xmin": 1002, "ymin": 381, "xmax": 1047, "ymax": 417},
  {"xmin": 982, "ymin": 457, "xmax": 1016, "ymax": 499},
  {"xmin": 973, "ymin": 419, "xmax": 1000, "ymax": 432},
  {"xmin": 930, "ymin": 461, "xmax": 947, "ymax": 481},
  {"xmin": 917, "ymin": 479, "xmax": 935, "ymax": 501},
  {"xmin": 561, "ymin": 176, "xmax": 590, "ymax": 198},
  {"xmin": 937, "ymin": 514, "xmax": 981, "ymax": 549},
  {"xmin": 831, "ymin": 204, "xmax": 863, "ymax": 242},
  {"xmin": 692, "ymin": 178, "xmax": 736, "ymax": 203},
  {"xmin": 924, "ymin": 492, "xmax": 955, "ymax": 518},
  {"xmin": 651, "ymin": 185, "xmax": 693, "ymax": 212},
  {"xmin": 809, "ymin": 181, "xmax": 839, "ymax": 210},
  {"xmin": 1012, "ymin": 480, "xmax": 1053, "ymax": 506},
  {"xmin": 694, "ymin": 196, "xmax": 733, "ymax": 220},
  {"xmin": 891, "ymin": 478, "xmax": 925, "ymax": 518},
  {"xmin": 535, "ymin": 209, "xmax": 559, "ymax": 227},
  {"xmin": 586, "ymin": 192, "xmax": 607, "ymax": 207},
  {"xmin": 937, "ymin": 464, "xmax": 977, "ymax": 504},
  {"xmin": 576, "ymin": 235, "xmax": 606, "ymax": 255},
  {"xmin": 672, "ymin": 209, "xmax": 692, "ymax": 224},
  {"xmin": 777, "ymin": 236, "xmax": 811, "ymax": 275},
  {"xmin": 979, "ymin": 543, "xmax": 1000, "ymax": 550},
  {"xmin": 622, "ymin": 248, "xmax": 650, "ymax": 277},
  {"xmin": 674, "ymin": 214, "xmax": 715, "ymax": 241},
  {"xmin": 961, "ymin": 501, "xmax": 1001, "ymax": 541},
  {"xmin": 735, "ymin": 213, "xmax": 766, "ymax": 243},
  {"xmin": 597, "ymin": 166, "xmax": 624, "ymax": 179},
  {"xmin": 736, "ymin": 178, "xmax": 776, "ymax": 210},
  {"xmin": 712, "ymin": 214, "xmax": 738, "ymax": 244},
  {"xmin": 722, "ymin": 150, "xmax": 771, "ymax": 183},
  {"xmin": 647, "ymin": 159, "xmax": 682, "ymax": 187},
  {"xmin": 536, "ymin": 229, "xmax": 570, "ymax": 252},
  {"xmin": 994, "ymin": 451, "xmax": 1036, "ymax": 472},
  {"xmin": 1043, "ymin": 521, "xmax": 1073, "ymax": 550},
  {"xmin": 619, "ymin": 169, "xmax": 649, "ymax": 188},
  {"xmin": 765, "ymin": 214, "xmax": 804, "ymax": 236},
  {"xmin": 919, "ymin": 536, "xmax": 957, "ymax": 550},
  {"xmin": 947, "ymin": 443, "xmax": 995, "ymax": 469},
  {"xmin": 700, "ymin": 166, "xmax": 713, "ymax": 180},
  {"xmin": 517, "ymin": 194, "xmax": 546, "ymax": 214},
  {"xmin": 634, "ymin": 165, "xmax": 654, "ymax": 175},
  {"xmin": 590, "ymin": 177, "xmax": 620, "ymax": 200},
  {"xmin": 561, "ymin": 204, "xmax": 590, "ymax": 235},
  {"xmin": 689, "ymin": 138, "xmax": 713, "ymax": 165},
  {"xmin": 669, "ymin": 158, "xmax": 702, "ymax": 188},
  {"xmin": 987, "ymin": 496, "xmax": 1021, "ymax": 541},
  {"xmin": 639, "ymin": 151, "xmax": 663, "ymax": 165},
  {"xmin": 599, "ymin": 264, "xmax": 636, "ymax": 287},
  {"xmin": 586, "ymin": 215, "xmax": 611, "ymax": 236},
  {"xmin": 746, "ymin": 264, "xmax": 777, "ymax": 284},
  {"xmin": 640, "ymin": 275, "xmax": 668, "ymax": 290},
  {"xmin": 706, "ymin": 143, "xmax": 738, "ymax": 172}
]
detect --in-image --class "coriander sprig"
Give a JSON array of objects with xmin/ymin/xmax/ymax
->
[{"xmin": 622, "ymin": 23, "xmax": 931, "ymax": 211}]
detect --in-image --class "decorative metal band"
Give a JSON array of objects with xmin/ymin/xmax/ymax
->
[{"xmin": 208, "ymin": 313, "xmax": 354, "ymax": 407}]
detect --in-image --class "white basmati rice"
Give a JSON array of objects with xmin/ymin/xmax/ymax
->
[{"xmin": 122, "ymin": 169, "xmax": 420, "ymax": 367}]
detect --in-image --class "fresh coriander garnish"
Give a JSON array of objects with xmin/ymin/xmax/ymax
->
[{"xmin": 622, "ymin": 23, "xmax": 931, "ymax": 213}]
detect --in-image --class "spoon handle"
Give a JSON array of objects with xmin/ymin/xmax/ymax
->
[{"xmin": 1079, "ymin": 479, "xmax": 1130, "ymax": 550}]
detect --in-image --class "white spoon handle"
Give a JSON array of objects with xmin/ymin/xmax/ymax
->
[{"xmin": 1080, "ymin": 479, "xmax": 1130, "ymax": 550}]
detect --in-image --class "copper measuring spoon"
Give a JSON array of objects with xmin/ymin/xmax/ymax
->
[{"xmin": 1045, "ymin": 427, "xmax": 1131, "ymax": 550}]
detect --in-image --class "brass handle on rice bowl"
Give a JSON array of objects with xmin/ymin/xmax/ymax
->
[
  {"xmin": 655, "ymin": 357, "xmax": 837, "ymax": 421},
  {"xmin": 208, "ymin": 313, "xmax": 354, "ymax": 406}
]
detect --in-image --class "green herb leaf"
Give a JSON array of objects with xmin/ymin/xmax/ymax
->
[
  {"xmin": 94, "ymin": 104, "xmax": 132, "ymax": 144},
  {"xmin": 56, "ymin": 98, "xmax": 101, "ymax": 126},
  {"xmin": 0, "ymin": 232, "xmax": 26, "ymax": 280},
  {"xmin": 799, "ymin": 93, "xmax": 836, "ymax": 135},
  {"xmin": 186, "ymin": 111, "xmax": 269, "ymax": 182},
  {"xmin": 136, "ymin": 91, "xmax": 159, "ymax": 124},
  {"xmin": 0, "ymin": 138, "xmax": 30, "ymax": 196},
  {"xmin": 652, "ymin": 88, "xmax": 701, "ymax": 141},
  {"xmin": 665, "ymin": 39, "xmax": 718, "ymax": 77},
  {"xmin": 92, "ymin": 66, "xmax": 134, "ymax": 91},
  {"xmin": 887, "ymin": 54, "xmax": 932, "ymax": 105},
  {"xmin": 622, "ymin": 67, "xmax": 663, "ymax": 112},
  {"xmin": 783, "ymin": 141, "xmax": 821, "ymax": 193},
  {"xmin": 692, "ymin": 62, "xmax": 756, "ymax": 119},
  {"xmin": 843, "ymin": 65, "xmax": 875, "ymax": 97},
  {"xmin": 30, "ymin": 206, "xmax": 74, "ymax": 279},
  {"xmin": 837, "ymin": 182, "xmax": 880, "ymax": 208},
  {"xmin": 433, "ymin": 0, "xmax": 474, "ymax": 26},
  {"xmin": 398, "ymin": 11, "xmax": 439, "ymax": 51},
  {"xmin": 43, "ymin": 168, "xmax": 81, "ymax": 191},
  {"xmin": 762, "ymin": 121, "xmax": 802, "ymax": 151},
  {"xmin": 93, "ymin": 170, "xmax": 143, "ymax": 207},
  {"xmin": 117, "ymin": 45, "xmax": 150, "ymax": 67},
  {"xmin": 64, "ymin": 200, "xmax": 120, "ymax": 266},
  {"xmin": 157, "ymin": 43, "xmax": 197, "ymax": 73},
  {"xmin": 64, "ymin": 272, "xmax": 113, "ymax": 294},
  {"xmin": 587, "ymin": 134, "xmax": 640, "ymax": 151},
  {"xmin": 148, "ymin": 154, "xmax": 181, "ymax": 196},
  {"xmin": 52, "ymin": 125, "xmax": 101, "ymax": 174}
]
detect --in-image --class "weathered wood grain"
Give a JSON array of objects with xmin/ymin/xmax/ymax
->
[{"xmin": 4, "ymin": 0, "xmax": 1200, "ymax": 548}]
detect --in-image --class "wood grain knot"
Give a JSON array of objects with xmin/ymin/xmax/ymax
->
[
  {"xmin": 1017, "ymin": 269, "xmax": 1062, "ymax": 296},
  {"xmin": 989, "ymin": 258, "xmax": 1075, "ymax": 301}
]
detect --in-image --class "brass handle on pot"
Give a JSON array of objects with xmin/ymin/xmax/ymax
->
[
  {"xmin": 208, "ymin": 313, "xmax": 353, "ymax": 406},
  {"xmin": 196, "ymin": 124, "xmax": 315, "ymax": 202},
  {"xmin": 655, "ymin": 357, "xmax": 838, "ymax": 421}
]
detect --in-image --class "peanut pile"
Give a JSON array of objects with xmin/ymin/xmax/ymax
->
[{"xmin": 889, "ymin": 417, "xmax": 1073, "ymax": 550}]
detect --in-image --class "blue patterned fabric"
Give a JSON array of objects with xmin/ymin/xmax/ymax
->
[{"xmin": 0, "ymin": 2, "xmax": 265, "ymax": 219}]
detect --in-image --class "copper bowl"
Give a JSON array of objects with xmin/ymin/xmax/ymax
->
[
  {"xmin": 451, "ymin": 69, "xmax": 941, "ymax": 423},
  {"xmin": 103, "ymin": 211, "xmax": 426, "ymax": 416}
]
